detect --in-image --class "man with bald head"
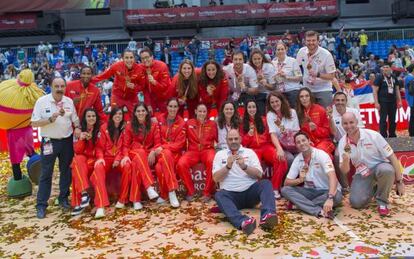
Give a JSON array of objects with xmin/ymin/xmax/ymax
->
[
  {"xmin": 213, "ymin": 129, "xmax": 277, "ymax": 235},
  {"xmin": 338, "ymin": 112, "xmax": 405, "ymax": 216}
]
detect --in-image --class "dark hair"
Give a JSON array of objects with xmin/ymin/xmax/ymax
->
[
  {"xmin": 140, "ymin": 47, "xmax": 153, "ymax": 57},
  {"xmin": 80, "ymin": 65, "xmax": 93, "ymax": 74},
  {"xmin": 231, "ymin": 50, "xmax": 245, "ymax": 61},
  {"xmin": 131, "ymin": 103, "xmax": 151, "ymax": 135},
  {"xmin": 248, "ymin": 48, "xmax": 270, "ymax": 71},
  {"xmin": 108, "ymin": 106, "xmax": 125, "ymax": 143},
  {"xmin": 296, "ymin": 87, "xmax": 316, "ymax": 125},
  {"xmin": 294, "ymin": 131, "xmax": 310, "ymax": 142},
  {"xmin": 333, "ymin": 91, "xmax": 348, "ymax": 101},
  {"xmin": 166, "ymin": 97, "xmax": 180, "ymax": 107},
  {"xmin": 305, "ymin": 30, "xmax": 320, "ymax": 39},
  {"xmin": 242, "ymin": 100, "xmax": 264, "ymax": 134},
  {"xmin": 199, "ymin": 60, "xmax": 224, "ymax": 88},
  {"xmin": 81, "ymin": 108, "xmax": 100, "ymax": 144},
  {"xmin": 266, "ymin": 91, "xmax": 292, "ymax": 119},
  {"xmin": 122, "ymin": 49, "xmax": 135, "ymax": 58},
  {"xmin": 217, "ymin": 101, "xmax": 241, "ymax": 129},
  {"xmin": 177, "ymin": 60, "xmax": 198, "ymax": 99},
  {"xmin": 407, "ymin": 64, "xmax": 414, "ymax": 73}
]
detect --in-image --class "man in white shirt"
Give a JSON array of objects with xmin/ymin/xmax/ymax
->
[
  {"xmin": 338, "ymin": 112, "xmax": 405, "ymax": 216},
  {"xmin": 281, "ymin": 131, "xmax": 342, "ymax": 219},
  {"xmin": 128, "ymin": 38, "xmax": 137, "ymax": 54},
  {"xmin": 213, "ymin": 129, "xmax": 277, "ymax": 235},
  {"xmin": 223, "ymin": 51, "xmax": 258, "ymax": 105},
  {"xmin": 31, "ymin": 77, "xmax": 81, "ymax": 219},
  {"xmin": 296, "ymin": 31, "xmax": 336, "ymax": 108}
]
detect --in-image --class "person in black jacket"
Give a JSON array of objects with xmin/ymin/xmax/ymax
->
[{"xmin": 160, "ymin": 47, "xmax": 172, "ymax": 75}]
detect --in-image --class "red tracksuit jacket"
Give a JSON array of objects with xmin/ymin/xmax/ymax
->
[
  {"xmin": 185, "ymin": 119, "xmax": 217, "ymax": 152},
  {"xmin": 300, "ymin": 103, "xmax": 331, "ymax": 145},
  {"xmin": 122, "ymin": 121, "xmax": 161, "ymax": 155},
  {"xmin": 156, "ymin": 113, "xmax": 186, "ymax": 154},
  {"xmin": 198, "ymin": 76, "xmax": 229, "ymax": 111},
  {"xmin": 241, "ymin": 117, "xmax": 272, "ymax": 149},
  {"xmin": 96, "ymin": 123, "xmax": 124, "ymax": 162}
]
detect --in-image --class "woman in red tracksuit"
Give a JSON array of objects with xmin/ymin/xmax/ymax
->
[
  {"xmin": 94, "ymin": 107, "xmax": 133, "ymax": 210},
  {"xmin": 240, "ymin": 100, "xmax": 288, "ymax": 199},
  {"xmin": 171, "ymin": 59, "xmax": 200, "ymax": 118},
  {"xmin": 92, "ymin": 49, "xmax": 144, "ymax": 119},
  {"xmin": 198, "ymin": 60, "xmax": 229, "ymax": 112},
  {"xmin": 296, "ymin": 87, "xmax": 335, "ymax": 158},
  {"xmin": 71, "ymin": 108, "xmax": 108, "ymax": 218},
  {"xmin": 153, "ymin": 98, "xmax": 186, "ymax": 207},
  {"xmin": 176, "ymin": 103, "xmax": 218, "ymax": 203}
]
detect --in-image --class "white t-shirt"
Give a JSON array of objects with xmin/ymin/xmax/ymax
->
[
  {"xmin": 332, "ymin": 106, "xmax": 363, "ymax": 141},
  {"xmin": 287, "ymin": 148, "xmax": 339, "ymax": 191},
  {"xmin": 255, "ymin": 62, "xmax": 276, "ymax": 94},
  {"xmin": 224, "ymin": 63, "xmax": 258, "ymax": 102},
  {"xmin": 31, "ymin": 94, "xmax": 79, "ymax": 139},
  {"xmin": 213, "ymin": 146, "xmax": 263, "ymax": 192},
  {"xmin": 266, "ymin": 109, "xmax": 300, "ymax": 138},
  {"xmin": 338, "ymin": 129, "xmax": 394, "ymax": 170},
  {"xmin": 296, "ymin": 46, "xmax": 336, "ymax": 92},
  {"xmin": 128, "ymin": 40, "xmax": 137, "ymax": 51},
  {"xmin": 272, "ymin": 56, "xmax": 302, "ymax": 92},
  {"xmin": 217, "ymin": 123, "xmax": 231, "ymax": 150}
]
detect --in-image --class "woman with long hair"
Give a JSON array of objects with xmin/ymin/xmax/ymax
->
[
  {"xmin": 296, "ymin": 88, "xmax": 334, "ymax": 158},
  {"xmin": 94, "ymin": 107, "xmax": 133, "ymax": 210},
  {"xmin": 177, "ymin": 103, "xmax": 218, "ymax": 202},
  {"xmin": 153, "ymin": 98, "xmax": 186, "ymax": 207},
  {"xmin": 171, "ymin": 59, "xmax": 199, "ymax": 118},
  {"xmin": 266, "ymin": 91, "xmax": 300, "ymax": 166},
  {"xmin": 240, "ymin": 100, "xmax": 288, "ymax": 199},
  {"xmin": 216, "ymin": 101, "xmax": 241, "ymax": 150},
  {"xmin": 122, "ymin": 103, "xmax": 162, "ymax": 209},
  {"xmin": 198, "ymin": 60, "xmax": 229, "ymax": 112},
  {"xmin": 249, "ymin": 48, "xmax": 276, "ymax": 115},
  {"xmin": 71, "ymin": 108, "xmax": 108, "ymax": 218}
]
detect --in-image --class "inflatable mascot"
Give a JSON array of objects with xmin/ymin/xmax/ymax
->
[{"xmin": 0, "ymin": 69, "xmax": 44, "ymax": 198}]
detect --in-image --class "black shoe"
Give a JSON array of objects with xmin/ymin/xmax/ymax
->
[
  {"xmin": 80, "ymin": 193, "xmax": 90, "ymax": 208},
  {"xmin": 71, "ymin": 206, "xmax": 84, "ymax": 216},
  {"xmin": 37, "ymin": 207, "xmax": 46, "ymax": 219},
  {"xmin": 59, "ymin": 199, "xmax": 71, "ymax": 210}
]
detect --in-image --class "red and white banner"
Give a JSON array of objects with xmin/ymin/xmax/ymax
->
[
  {"xmin": 0, "ymin": 14, "xmax": 37, "ymax": 31},
  {"xmin": 0, "ymin": 0, "xmax": 125, "ymax": 12},
  {"xmin": 360, "ymin": 100, "xmax": 410, "ymax": 131},
  {"xmin": 125, "ymin": 1, "xmax": 338, "ymax": 25}
]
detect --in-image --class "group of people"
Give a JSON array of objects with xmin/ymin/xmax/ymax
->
[{"xmin": 30, "ymin": 30, "xmax": 405, "ymax": 237}]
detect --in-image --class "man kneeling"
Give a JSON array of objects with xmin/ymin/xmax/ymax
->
[
  {"xmin": 281, "ymin": 131, "xmax": 342, "ymax": 219},
  {"xmin": 213, "ymin": 129, "xmax": 277, "ymax": 235}
]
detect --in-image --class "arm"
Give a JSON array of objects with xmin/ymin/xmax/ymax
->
[
  {"xmin": 311, "ymin": 108, "xmax": 331, "ymax": 139},
  {"xmin": 283, "ymin": 160, "xmax": 303, "ymax": 186},
  {"xmin": 161, "ymin": 125, "xmax": 186, "ymax": 153},
  {"xmin": 91, "ymin": 64, "xmax": 115, "ymax": 84}
]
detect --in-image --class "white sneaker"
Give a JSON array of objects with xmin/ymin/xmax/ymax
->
[
  {"xmin": 274, "ymin": 190, "xmax": 281, "ymax": 199},
  {"xmin": 156, "ymin": 197, "xmax": 166, "ymax": 204},
  {"xmin": 146, "ymin": 186, "xmax": 159, "ymax": 200},
  {"xmin": 169, "ymin": 191, "xmax": 180, "ymax": 208},
  {"xmin": 133, "ymin": 202, "xmax": 143, "ymax": 210},
  {"xmin": 115, "ymin": 201, "xmax": 125, "ymax": 209},
  {"xmin": 94, "ymin": 208, "xmax": 105, "ymax": 219}
]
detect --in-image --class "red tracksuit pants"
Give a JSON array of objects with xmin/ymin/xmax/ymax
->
[
  {"xmin": 155, "ymin": 149, "xmax": 179, "ymax": 200},
  {"xmin": 129, "ymin": 149, "xmax": 157, "ymax": 202},
  {"xmin": 176, "ymin": 149, "xmax": 216, "ymax": 197},
  {"xmin": 94, "ymin": 157, "xmax": 132, "ymax": 204},
  {"xmin": 71, "ymin": 155, "xmax": 109, "ymax": 208},
  {"xmin": 253, "ymin": 143, "xmax": 288, "ymax": 191}
]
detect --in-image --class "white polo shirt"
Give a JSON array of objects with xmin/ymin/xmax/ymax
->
[
  {"xmin": 338, "ymin": 129, "xmax": 393, "ymax": 170},
  {"xmin": 213, "ymin": 146, "xmax": 263, "ymax": 192},
  {"xmin": 255, "ymin": 62, "xmax": 276, "ymax": 94},
  {"xmin": 332, "ymin": 106, "xmax": 364, "ymax": 141},
  {"xmin": 272, "ymin": 56, "xmax": 302, "ymax": 92},
  {"xmin": 266, "ymin": 109, "xmax": 300, "ymax": 138},
  {"xmin": 31, "ymin": 94, "xmax": 79, "ymax": 139},
  {"xmin": 296, "ymin": 46, "xmax": 336, "ymax": 92},
  {"xmin": 223, "ymin": 63, "xmax": 258, "ymax": 101},
  {"xmin": 287, "ymin": 148, "xmax": 340, "ymax": 191}
]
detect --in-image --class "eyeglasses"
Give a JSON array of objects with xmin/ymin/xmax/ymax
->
[{"xmin": 141, "ymin": 56, "xmax": 152, "ymax": 61}]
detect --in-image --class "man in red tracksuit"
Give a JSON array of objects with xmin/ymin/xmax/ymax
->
[
  {"xmin": 176, "ymin": 104, "xmax": 218, "ymax": 202},
  {"xmin": 139, "ymin": 48, "xmax": 173, "ymax": 113},
  {"xmin": 65, "ymin": 66, "xmax": 105, "ymax": 121},
  {"xmin": 92, "ymin": 50, "xmax": 144, "ymax": 118}
]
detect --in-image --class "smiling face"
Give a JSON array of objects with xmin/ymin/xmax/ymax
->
[
  {"xmin": 123, "ymin": 51, "xmax": 135, "ymax": 69},
  {"xmin": 269, "ymin": 95, "xmax": 282, "ymax": 113},
  {"xmin": 80, "ymin": 67, "xmax": 92, "ymax": 85},
  {"xmin": 341, "ymin": 112, "xmax": 359, "ymax": 136},
  {"xmin": 295, "ymin": 133, "xmax": 311, "ymax": 153},
  {"xmin": 135, "ymin": 105, "xmax": 148, "ymax": 123},
  {"xmin": 232, "ymin": 53, "xmax": 244, "ymax": 69},
  {"xmin": 140, "ymin": 51, "xmax": 153, "ymax": 67},
  {"xmin": 195, "ymin": 104, "xmax": 208, "ymax": 122},
  {"xmin": 299, "ymin": 90, "xmax": 311, "ymax": 108},
  {"xmin": 334, "ymin": 93, "xmax": 347, "ymax": 110},
  {"xmin": 252, "ymin": 53, "xmax": 263, "ymax": 68},
  {"xmin": 246, "ymin": 101, "xmax": 257, "ymax": 118},
  {"xmin": 167, "ymin": 99, "xmax": 179, "ymax": 118},
  {"xmin": 305, "ymin": 35, "xmax": 319, "ymax": 53},
  {"xmin": 206, "ymin": 64, "xmax": 217, "ymax": 79},
  {"xmin": 276, "ymin": 43, "xmax": 286, "ymax": 59},
  {"xmin": 112, "ymin": 109, "xmax": 123, "ymax": 125},
  {"xmin": 223, "ymin": 103, "xmax": 235, "ymax": 120},
  {"xmin": 227, "ymin": 129, "xmax": 241, "ymax": 152},
  {"xmin": 85, "ymin": 110, "xmax": 97, "ymax": 127},
  {"xmin": 181, "ymin": 63, "xmax": 193, "ymax": 79}
]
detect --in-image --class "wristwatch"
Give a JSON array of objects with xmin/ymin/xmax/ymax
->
[
  {"xmin": 328, "ymin": 194, "xmax": 334, "ymax": 200},
  {"xmin": 226, "ymin": 164, "xmax": 232, "ymax": 170}
]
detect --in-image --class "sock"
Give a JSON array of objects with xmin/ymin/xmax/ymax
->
[{"xmin": 12, "ymin": 164, "xmax": 22, "ymax": 180}]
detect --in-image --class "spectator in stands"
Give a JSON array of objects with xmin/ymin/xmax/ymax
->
[
  {"xmin": 404, "ymin": 45, "xmax": 414, "ymax": 61},
  {"xmin": 154, "ymin": 0, "xmax": 165, "ymax": 8},
  {"xmin": 298, "ymin": 27, "xmax": 306, "ymax": 46},
  {"xmin": 177, "ymin": 38, "xmax": 186, "ymax": 58},
  {"xmin": 319, "ymin": 32, "xmax": 328, "ymax": 49},
  {"xmin": 372, "ymin": 64, "xmax": 402, "ymax": 138},
  {"xmin": 246, "ymin": 34, "xmax": 254, "ymax": 58},
  {"xmin": 403, "ymin": 50, "xmax": 413, "ymax": 68},
  {"xmin": 296, "ymin": 31, "xmax": 336, "ymax": 108},
  {"xmin": 184, "ymin": 46, "xmax": 193, "ymax": 62},
  {"xmin": 128, "ymin": 38, "xmax": 137, "ymax": 54},
  {"xmin": 348, "ymin": 42, "xmax": 361, "ymax": 63},
  {"xmin": 219, "ymin": 0, "xmax": 224, "ymax": 5},
  {"xmin": 208, "ymin": 43, "xmax": 216, "ymax": 61},
  {"xmin": 37, "ymin": 41, "xmax": 47, "ymax": 57},
  {"xmin": 198, "ymin": 60, "xmax": 228, "ymax": 112},
  {"xmin": 178, "ymin": 0, "xmax": 188, "ymax": 7},
  {"xmin": 209, "ymin": 0, "xmax": 217, "ymax": 6},
  {"xmin": 258, "ymin": 33, "xmax": 267, "ymax": 51},
  {"xmin": 405, "ymin": 64, "xmax": 414, "ymax": 136},
  {"xmin": 160, "ymin": 47, "xmax": 172, "ymax": 75},
  {"xmin": 338, "ymin": 112, "xmax": 405, "ymax": 216},
  {"xmin": 16, "ymin": 46, "xmax": 26, "ymax": 66},
  {"xmin": 249, "ymin": 49, "xmax": 276, "ymax": 115},
  {"xmin": 359, "ymin": 29, "xmax": 368, "ymax": 59},
  {"xmin": 66, "ymin": 40, "xmax": 74, "ymax": 63},
  {"xmin": 144, "ymin": 36, "xmax": 155, "ymax": 53},
  {"xmin": 223, "ymin": 44, "xmax": 233, "ymax": 66},
  {"xmin": 84, "ymin": 37, "xmax": 92, "ymax": 61},
  {"xmin": 4, "ymin": 64, "xmax": 17, "ymax": 80},
  {"xmin": 366, "ymin": 54, "xmax": 379, "ymax": 74},
  {"xmin": 164, "ymin": 36, "xmax": 171, "ymax": 49},
  {"xmin": 327, "ymin": 33, "xmax": 336, "ymax": 54}
]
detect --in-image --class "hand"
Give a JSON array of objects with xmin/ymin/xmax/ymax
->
[
  {"xmin": 49, "ymin": 113, "xmax": 59, "ymax": 123},
  {"xmin": 112, "ymin": 160, "xmax": 120, "ymax": 168},
  {"xmin": 276, "ymin": 148, "xmax": 285, "ymax": 161},
  {"xmin": 299, "ymin": 165, "xmax": 308, "ymax": 180},
  {"xmin": 147, "ymin": 105, "xmax": 153, "ymax": 115},
  {"xmin": 375, "ymin": 102, "xmax": 381, "ymax": 111},
  {"xmin": 207, "ymin": 84, "xmax": 216, "ymax": 96},
  {"xmin": 308, "ymin": 69, "xmax": 318, "ymax": 77},
  {"xmin": 148, "ymin": 151, "xmax": 156, "ymax": 166},
  {"xmin": 120, "ymin": 156, "xmax": 131, "ymax": 167},
  {"xmin": 309, "ymin": 122, "xmax": 317, "ymax": 131},
  {"xmin": 226, "ymin": 155, "xmax": 235, "ymax": 169},
  {"xmin": 396, "ymin": 181, "xmax": 405, "ymax": 196},
  {"xmin": 72, "ymin": 97, "xmax": 81, "ymax": 105},
  {"xmin": 126, "ymin": 82, "xmax": 135, "ymax": 89},
  {"xmin": 74, "ymin": 128, "xmax": 82, "ymax": 139},
  {"xmin": 148, "ymin": 75, "xmax": 156, "ymax": 85},
  {"xmin": 342, "ymin": 151, "xmax": 350, "ymax": 162},
  {"xmin": 278, "ymin": 70, "xmax": 286, "ymax": 78},
  {"xmin": 248, "ymin": 127, "xmax": 254, "ymax": 136},
  {"xmin": 85, "ymin": 132, "xmax": 92, "ymax": 140},
  {"xmin": 79, "ymin": 132, "xmax": 88, "ymax": 140},
  {"xmin": 259, "ymin": 78, "xmax": 267, "ymax": 86},
  {"xmin": 154, "ymin": 146, "xmax": 163, "ymax": 156},
  {"xmin": 397, "ymin": 101, "xmax": 402, "ymax": 109},
  {"xmin": 94, "ymin": 158, "xmax": 105, "ymax": 168},
  {"xmin": 235, "ymin": 155, "xmax": 246, "ymax": 169},
  {"xmin": 323, "ymin": 199, "xmax": 334, "ymax": 214},
  {"xmin": 326, "ymin": 106, "xmax": 333, "ymax": 119}
]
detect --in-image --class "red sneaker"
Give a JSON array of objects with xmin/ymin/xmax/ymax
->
[
  {"xmin": 259, "ymin": 213, "xmax": 278, "ymax": 230},
  {"xmin": 378, "ymin": 205, "xmax": 390, "ymax": 217},
  {"xmin": 241, "ymin": 217, "xmax": 256, "ymax": 235},
  {"xmin": 286, "ymin": 201, "xmax": 296, "ymax": 210}
]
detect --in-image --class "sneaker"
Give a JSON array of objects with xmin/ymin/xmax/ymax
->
[
  {"xmin": 156, "ymin": 197, "xmax": 166, "ymax": 204},
  {"xmin": 185, "ymin": 194, "xmax": 195, "ymax": 202},
  {"xmin": 200, "ymin": 195, "xmax": 211, "ymax": 203},
  {"xmin": 80, "ymin": 193, "xmax": 90, "ymax": 208},
  {"xmin": 133, "ymin": 202, "xmax": 143, "ymax": 210},
  {"xmin": 115, "ymin": 201, "xmax": 125, "ymax": 209},
  {"xmin": 259, "ymin": 213, "xmax": 278, "ymax": 230},
  {"xmin": 273, "ymin": 190, "xmax": 281, "ymax": 199},
  {"xmin": 71, "ymin": 206, "xmax": 84, "ymax": 216},
  {"xmin": 286, "ymin": 201, "xmax": 296, "ymax": 211},
  {"xmin": 319, "ymin": 210, "xmax": 335, "ymax": 220},
  {"xmin": 36, "ymin": 207, "xmax": 46, "ymax": 219},
  {"xmin": 378, "ymin": 205, "xmax": 390, "ymax": 217},
  {"xmin": 146, "ymin": 186, "xmax": 159, "ymax": 200},
  {"xmin": 94, "ymin": 208, "xmax": 105, "ymax": 219},
  {"xmin": 59, "ymin": 199, "xmax": 71, "ymax": 210},
  {"xmin": 169, "ymin": 191, "xmax": 180, "ymax": 208},
  {"xmin": 241, "ymin": 217, "xmax": 257, "ymax": 235}
]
